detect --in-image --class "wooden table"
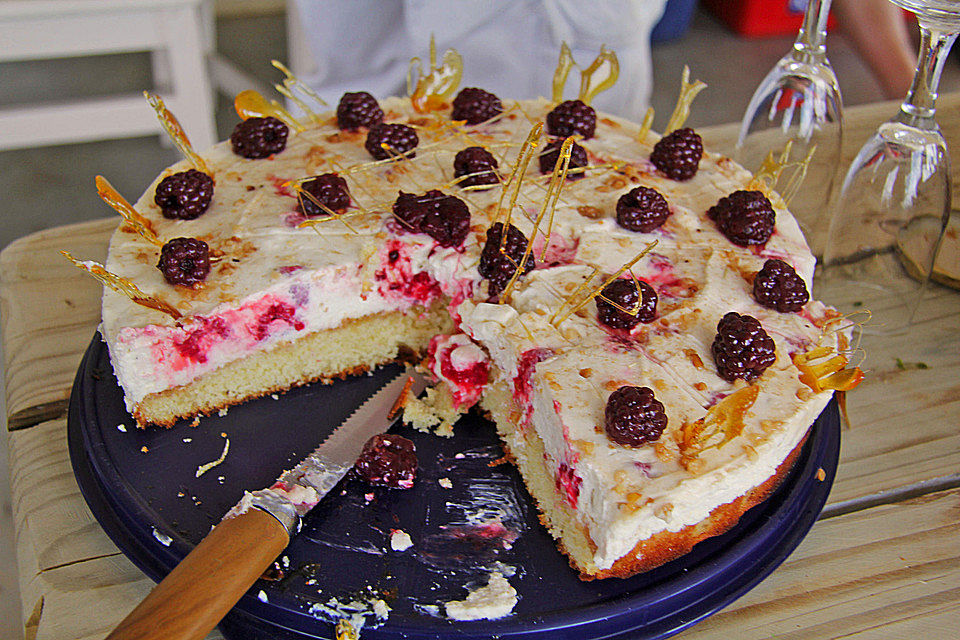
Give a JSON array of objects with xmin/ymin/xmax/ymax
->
[{"xmin": 4, "ymin": 97, "xmax": 960, "ymax": 640}]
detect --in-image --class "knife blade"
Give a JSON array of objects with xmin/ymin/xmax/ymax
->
[{"xmin": 107, "ymin": 366, "xmax": 427, "ymax": 640}]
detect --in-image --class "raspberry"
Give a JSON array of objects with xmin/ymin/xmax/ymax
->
[
  {"xmin": 297, "ymin": 173, "xmax": 350, "ymax": 216},
  {"xmin": 707, "ymin": 190, "xmax": 776, "ymax": 246},
  {"xmin": 539, "ymin": 138, "xmax": 588, "ymax": 179},
  {"xmin": 230, "ymin": 117, "xmax": 288, "ymax": 159},
  {"xmin": 546, "ymin": 99, "xmax": 597, "ymax": 139},
  {"xmin": 478, "ymin": 222, "xmax": 535, "ymax": 296},
  {"xmin": 353, "ymin": 433, "xmax": 417, "ymax": 489},
  {"xmin": 650, "ymin": 127, "xmax": 702, "ymax": 181},
  {"xmin": 154, "ymin": 169, "xmax": 214, "ymax": 220},
  {"xmin": 391, "ymin": 190, "xmax": 471, "ymax": 247},
  {"xmin": 451, "ymin": 87, "xmax": 503, "ymax": 125},
  {"xmin": 596, "ymin": 279, "xmax": 658, "ymax": 329},
  {"xmin": 753, "ymin": 259, "xmax": 809, "ymax": 312},
  {"xmin": 365, "ymin": 123, "xmax": 419, "ymax": 160},
  {"xmin": 711, "ymin": 312, "xmax": 776, "ymax": 382},
  {"xmin": 157, "ymin": 237, "xmax": 210, "ymax": 286},
  {"xmin": 336, "ymin": 91, "xmax": 384, "ymax": 130},
  {"xmin": 616, "ymin": 186, "xmax": 670, "ymax": 232},
  {"xmin": 453, "ymin": 146, "xmax": 500, "ymax": 188},
  {"xmin": 604, "ymin": 386, "xmax": 667, "ymax": 447}
]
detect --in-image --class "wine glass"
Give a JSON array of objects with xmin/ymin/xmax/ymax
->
[
  {"xmin": 817, "ymin": 0, "xmax": 959, "ymax": 335},
  {"xmin": 736, "ymin": 0, "xmax": 843, "ymax": 257}
]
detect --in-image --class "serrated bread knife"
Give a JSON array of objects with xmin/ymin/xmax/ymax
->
[{"xmin": 106, "ymin": 368, "xmax": 427, "ymax": 640}]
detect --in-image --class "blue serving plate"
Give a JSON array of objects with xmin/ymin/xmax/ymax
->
[{"xmin": 68, "ymin": 333, "xmax": 840, "ymax": 639}]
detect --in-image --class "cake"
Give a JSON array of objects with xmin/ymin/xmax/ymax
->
[{"xmin": 80, "ymin": 60, "xmax": 862, "ymax": 580}]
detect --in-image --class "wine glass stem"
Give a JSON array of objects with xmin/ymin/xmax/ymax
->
[
  {"xmin": 796, "ymin": 0, "xmax": 832, "ymax": 56},
  {"xmin": 898, "ymin": 23, "xmax": 959, "ymax": 127}
]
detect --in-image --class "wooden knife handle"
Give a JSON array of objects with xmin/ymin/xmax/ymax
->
[{"xmin": 106, "ymin": 508, "xmax": 289, "ymax": 640}]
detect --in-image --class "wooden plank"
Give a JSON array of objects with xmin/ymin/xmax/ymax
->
[
  {"xmin": 0, "ymin": 218, "xmax": 115, "ymax": 428},
  {"xmin": 680, "ymin": 487, "xmax": 960, "ymax": 639}
]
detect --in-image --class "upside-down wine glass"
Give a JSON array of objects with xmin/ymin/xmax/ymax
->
[
  {"xmin": 736, "ymin": 0, "xmax": 843, "ymax": 257},
  {"xmin": 817, "ymin": 0, "xmax": 960, "ymax": 335}
]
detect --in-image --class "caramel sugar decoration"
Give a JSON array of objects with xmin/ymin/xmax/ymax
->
[
  {"xmin": 663, "ymin": 65, "xmax": 707, "ymax": 135},
  {"xmin": 234, "ymin": 89, "xmax": 304, "ymax": 132},
  {"xmin": 291, "ymin": 183, "xmax": 361, "ymax": 234},
  {"xmin": 95, "ymin": 175, "xmax": 162, "ymax": 247},
  {"xmin": 577, "ymin": 46, "xmax": 619, "ymax": 106},
  {"xmin": 408, "ymin": 35, "xmax": 463, "ymax": 113},
  {"xmin": 536, "ymin": 136, "xmax": 577, "ymax": 262},
  {"xmin": 637, "ymin": 106, "xmax": 655, "ymax": 143},
  {"xmin": 271, "ymin": 59, "xmax": 327, "ymax": 123},
  {"xmin": 677, "ymin": 384, "xmax": 760, "ymax": 472},
  {"xmin": 494, "ymin": 123, "xmax": 543, "ymax": 234},
  {"xmin": 144, "ymin": 92, "xmax": 211, "ymax": 176},
  {"xmin": 747, "ymin": 140, "xmax": 815, "ymax": 206},
  {"xmin": 552, "ymin": 42, "xmax": 576, "ymax": 103},
  {"xmin": 550, "ymin": 241, "xmax": 657, "ymax": 327},
  {"xmin": 60, "ymin": 251, "xmax": 182, "ymax": 319}
]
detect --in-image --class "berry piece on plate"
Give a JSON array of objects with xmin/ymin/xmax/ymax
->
[
  {"xmin": 711, "ymin": 311, "xmax": 776, "ymax": 382},
  {"xmin": 157, "ymin": 237, "xmax": 210, "ymax": 286},
  {"xmin": 354, "ymin": 433, "xmax": 417, "ymax": 489},
  {"xmin": 596, "ymin": 278, "xmax": 658, "ymax": 329},
  {"xmin": 753, "ymin": 258, "xmax": 809, "ymax": 312},
  {"xmin": 546, "ymin": 99, "xmax": 597, "ymax": 139},
  {"xmin": 604, "ymin": 386, "xmax": 667, "ymax": 447},
  {"xmin": 451, "ymin": 87, "xmax": 503, "ymax": 125},
  {"xmin": 154, "ymin": 169, "xmax": 214, "ymax": 220},
  {"xmin": 336, "ymin": 91, "xmax": 384, "ymax": 131},
  {"xmin": 707, "ymin": 190, "xmax": 776, "ymax": 246},
  {"xmin": 616, "ymin": 186, "xmax": 670, "ymax": 232},
  {"xmin": 230, "ymin": 116, "xmax": 288, "ymax": 159},
  {"xmin": 650, "ymin": 127, "xmax": 702, "ymax": 181}
]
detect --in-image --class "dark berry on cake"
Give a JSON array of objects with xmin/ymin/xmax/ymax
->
[
  {"xmin": 353, "ymin": 433, "xmax": 417, "ymax": 489},
  {"xmin": 230, "ymin": 116, "xmax": 288, "ymax": 159},
  {"xmin": 451, "ymin": 87, "xmax": 503, "ymax": 125},
  {"xmin": 650, "ymin": 127, "xmax": 702, "ymax": 181},
  {"xmin": 297, "ymin": 173, "xmax": 350, "ymax": 217},
  {"xmin": 392, "ymin": 190, "xmax": 471, "ymax": 247},
  {"xmin": 392, "ymin": 190, "xmax": 432, "ymax": 231},
  {"xmin": 616, "ymin": 186, "xmax": 670, "ymax": 232},
  {"xmin": 604, "ymin": 386, "xmax": 667, "ymax": 447},
  {"xmin": 479, "ymin": 222, "xmax": 535, "ymax": 296},
  {"xmin": 453, "ymin": 146, "xmax": 500, "ymax": 188},
  {"xmin": 157, "ymin": 237, "xmax": 210, "ymax": 286},
  {"xmin": 707, "ymin": 190, "xmax": 776, "ymax": 246},
  {"xmin": 154, "ymin": 169, "xmax": 214, "ymax": 220},
  {"xmin": 546, "ymin": 99, "xmax": 597, "ymax": 139},
  {"xmin": 596, "ymin": 278, "xmax": 658, "ymax": 329},
  {"xmin": 336, "ymin": 91, "xmax": 384, "ymax": 130},
  {"xmin": 753, "ymin": 259, "xmax": 809, "ymax": 312},
  {"xmin": 711, "ymin": 312, "xmax": 776, "ymax": 382},
  {"xmin": 365, "ymin": 123, "xmax": 419, "ymax": 160},
  {"xmin": 539, "ymin": 138, "xmax": 588, "ymax": 179}
]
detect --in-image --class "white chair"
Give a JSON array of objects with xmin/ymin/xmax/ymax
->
[{"xmin": 0, "ymin": 0, "xmax": 217, "ymax": 151}]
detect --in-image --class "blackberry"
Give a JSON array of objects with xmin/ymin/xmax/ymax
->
[
  {"xmin": 604, "ymin": 386, "xmax": 667, "ymax": 447},
  {"xmin": 753, "ymin": 258, "xmax": 809, "ymax": 312},
  {"xmin": 596, "ymin": 278, "xmax": 657, "ymax": 329},
  {"xmin": 546, "ymin": 99, "xmax": 597, "ymax": 139},
  {"xmin": 707, "ymin": 190, "xmax": 776, "ymax": 246},
  {"xmin": 539, "ymin": 138, "xmax": 588, "ymax": 179},
  {"xmin": 451, "ymin": 87, "xmax": 503, "ymax": 125},
  {"xmin": 154, "ymin": 169, "xmax": 214, "ymax": 220},
  {"xmin": 711, "ymin": 312, "xmax": 776, "ymax": 382},
  {"xmin": 157, "ymin": 237, "xmax": 210, "ymax": 286},
  {"xmin": 336, "ymin": 91, "xmax": 384, "ymax": 130},
  {"xmin": 365, "ymin": 123, "xmax": 419, "ymax": 160},
  {"xmin": 297, "ymin": 173, "xmax": 350, "ymax": 216},
  {"xmin": 230, "ymin": 116, "xmax": 288, "ymax": 159},
  {"xmin": 478, "ymin": 222, "xmax": 535, "ymax": 296},
  {"xmin": 616, "ymin": 186, "xmax": 670, "ymax": 232},
  {"xmin": 650, "ymin": 127, "xmax": 702, "ymax": 181},
  {"xmin": 353, "ymin": 433, "xmax": 417, "ymax": 489},
  {"xmin": 391, "ymin": 190, "xmax": 471, "ymax": 247},
  {"xmin": 453, "ymin": 146, "xmax": 500, "ymax": 188}
]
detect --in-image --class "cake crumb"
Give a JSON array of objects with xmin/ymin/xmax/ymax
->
[
  {"xmin": 438, "ymin": 477, "xmax": 453, "ymax": 489},
  {"xmin": 444, "ymin": 571, "xmax": 517, "ymax": 621},
  {"xmin": 182, "ymin": 437, "xmax": 192, "ymax": 443},
  {"xmin": 271, "ymin": 393, "xmax": 280, "ymax": 400},
  {"xmin": 390, "ymin": 529, "xmax": 413, "ymax": 551},
  {"xmin": 401, "ymin": 385, "xmax": 462, "ymax": 437},
  {"xmin": 816, "ymin": 467, "xmax": 826, "ymax": 481},
  {"xmin": 140, "ymin": 446, "xmax": 149, "ymax": 454},
  {"xmin": 116, "ymin": 423, "xmax": 127, "ymax": 432},
  {"xmin": 152, "ymin": 527, "xmax": 172, "ymax": 546},
  {"xmin": 218, "ymin": 407, "xmax": 229, "ymax": 417},
  {"xmin": 190, "ymin": 416, "xmax": 201, "ymax": 427},
  {"xmin": 257, "ymin": 590, "xmax": 269, "ymax": 603},
  {"xmin": 196, "ymin": 435, "xmax": 230, "ymax": 477}
]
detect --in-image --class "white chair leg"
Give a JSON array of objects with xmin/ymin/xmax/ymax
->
[{"xmin": 159, "ymin": 3, "xmax": 216, "ymax": 151}]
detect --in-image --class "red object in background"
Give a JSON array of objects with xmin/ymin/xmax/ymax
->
[{"xmin": 702, "ymin": 0, "xmax": 838, "ymax": 38}]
